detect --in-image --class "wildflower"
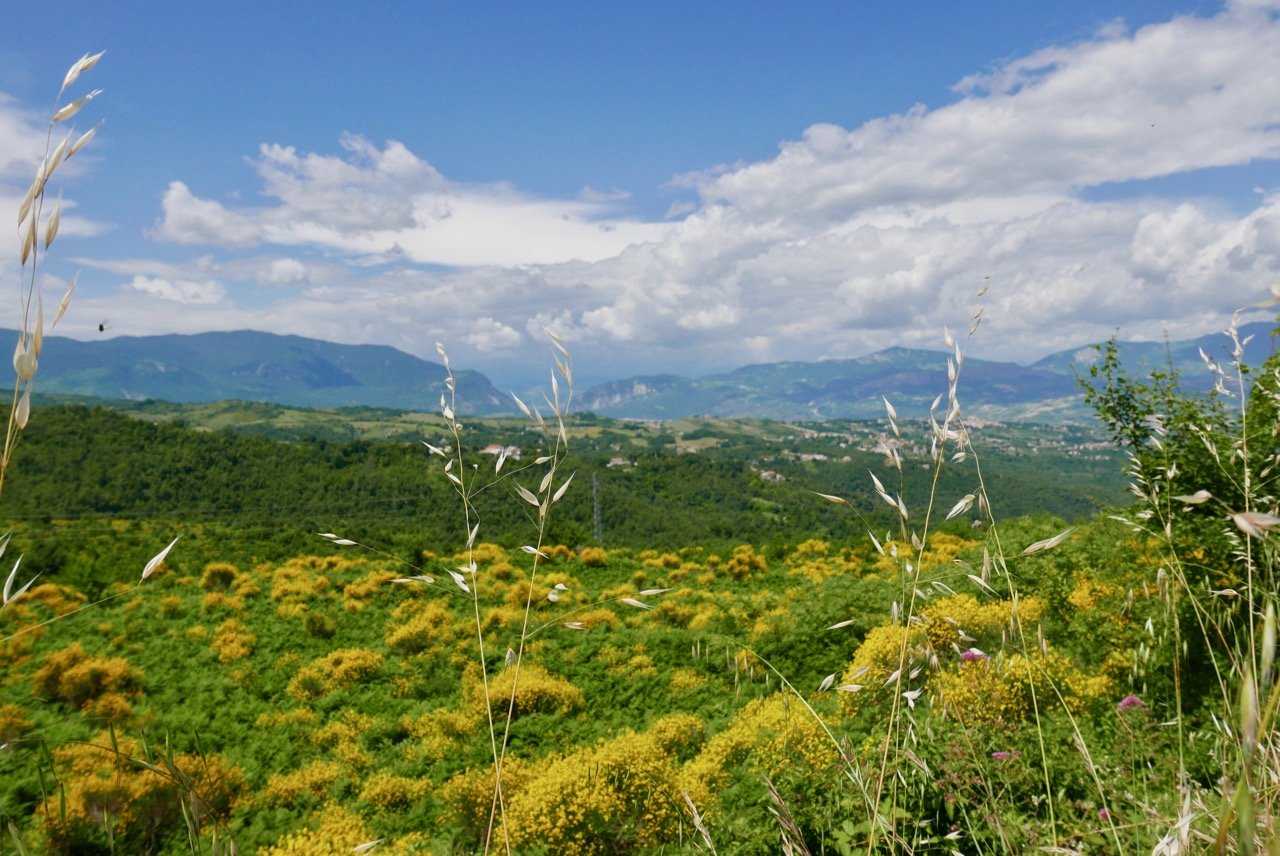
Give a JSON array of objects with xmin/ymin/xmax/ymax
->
[
  {"xmin": 960, "ymin": 647, "xmax": 988, "ymax": 661},
  {"xmin": 990, "ymin": 750, "xmax": 1021, "ymax": 761},
  {"xmin": 1116, "ymin": 694, "xmax": 1144, "ymax": 712},
  {"xmin": 1098, "ymin": 807, "xmax": 1112, "ymax": 821}
]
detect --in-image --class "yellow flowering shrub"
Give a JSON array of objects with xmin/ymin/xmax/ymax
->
[
  {"xmin": 158, "ymin": 595, "xmax": 183, "ymax": 617},
  {"xmin": 614, "ymin": 653, "xmax": 658, "ymax": 678},
  {"xmin": 403, "ymin": 707, "xmax": 477, "ymax": 761},
  {"xmin": 386, "ymin": 600, "xmax": 461, "ymax": 655},
  {"xmin": 481, "ymin": 604, "xmax": 526, "ymax": 631},
  {"xmin": 200, "ymin": 562, "xmax": 238, "ymax": 591},
  {"xmin": 579, "ymin": 546, "xmax": 607, "ymax": 566},
  {"xmin": 0, "ymin": 631, "xmax": 34, "ymax": 670},
  {"xmin": 19, "ymin": 582, "xmax": 86, "ymax": 615},
  {"xmin": 788, "ymin": 559, "xmax": 841, "ymax": 584},
  {"xmin": 726, "ymin": 544, "xmax": 767, "ymax": 580},
  {"xmin": 500, "ymin": 714, "xmax": 701, "ymax": 854},
  {"xmin": 679, "ymin": 694, "xmax": 836, "ymax": 813},
  {"xmin": 920, "ymin": 594, "xmax": 1045, "ymax": 652},
  {"xmin": 43, "ymin": 733, "xmax": 243, "ymax": 852},
  {"xmin": 934, "ymin": 658, "xmax": 1027, "ymax": 724},
  {"xmin": 211, "ymin": 618, "xmax": 255, "ymax": 663},
  {"xmin": 935, "ymin": 647, "xmax": 1117, "ymax": 724},
  {"xmin": 233, "ymin": 572, "xmax": 261, "ymax": 597},
  {"xmin": 315, "ymin": 711, "xmax": 380, "ymax": 746},
  {"xmin": 481, "ymin": 664, "xmax": 584, "ymax": 718},
  {"xmin": 287, "ymin": 648, "xmax": 384, "ymax": 700},
  {"xmin": 259, "ymin": 803, "xmax": 369, "ymax": 855},
  {"xmin": 837, "ymin": 624, "xmax": 925, "ymax": 715},
  {"xmin": 572, "ymin": 607, "xmax": 621, "ymax": 629},
  {"xmin": 873, "ymin": 533, "xmax": 976, "ymax": 575},
  {"xmin": 32, "ymin": 643, "xmax": 142, "ymax": 711},
  {"xmin": 359, "ymin": 771, "xmax": 428, "ymax": 808},
  {"xmin": 670, "ymin": 669, "xmax": 708, "ymax": 693},
  {"xmin": 342, "ymin": 570, "xmax": 398, "ymax": 611},
  {"xmin": 1068, "ymin": 574, "xmax": 1119, "ymax": 611},
  {"xmin": 642, "ymin": 552, "xmax": 681, "ymax": 570},
  {"xmin": 200, "ymin": 591, "xmax": 245, "ymax": 613},
  {"xmin": 749, "ymin": 606, "xmax": 795, "ymax": 641},
  {"xmin": 0, "ymin": 703, "xmax": 31, "ymax": 743},
  {"xmin": 262, "ymin": 760, "xmax": 345, "ymax": 804},
  {"xmin": 271, "ymin": 563, "xmax": 333, "ymax": 604},
  {"xmin": 459, "ymin": 541, "xmax": 507, "ymax": 566},
  {"xmin": 791, "ymin": 538, "xmax": 831, "ymax": 559},
  {"xmin": 255, "ymin": 708, "xmax": 316, "ymax": 729},
  {"xmin": 442, "ymin": 760, "xmax": 531, "ymax": 846},
  {"xmin": 544, "ymin": 543, "xmax": 575, "ymax": 561}
]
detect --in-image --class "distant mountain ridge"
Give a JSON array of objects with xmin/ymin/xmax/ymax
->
[
  {"xmin": 17, "ymin": 322, "xmax": 1278, "ymax": 422},
  {"xmin": 577, "ymin": 322, "xmax": 1278, "ymax": 421},
  {"xmin": 20, "ymin": 329, "xmax": 509, "ymax": 414}
]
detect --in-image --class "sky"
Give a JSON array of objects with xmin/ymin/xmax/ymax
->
[{"xmin": 2, "ymin": 0, "xmax": 1279, "ymax": 389}]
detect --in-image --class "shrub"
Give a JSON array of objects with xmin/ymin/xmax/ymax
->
[
  {"xmin": 32, "ymin": 643, "xmax": 142, "ymax": 712},
  {"xmin": 287, "ymin": 648, "xmax": 384, "ymax": 700},
  {"xmin": 43, "ymin": 732, "xmax": 243, "ymax": 854},
  {"xmin": 199, "ymin": 562, "xmax": 238, "ymax": 591}
]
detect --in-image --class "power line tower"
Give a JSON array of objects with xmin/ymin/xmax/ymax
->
[{"xmin": 592, "ymin": 471, "xmax": 603, "ymax": 544}]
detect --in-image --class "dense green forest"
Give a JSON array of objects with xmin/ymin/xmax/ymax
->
[{"xmin": 0, "ymin": 403, "xmax": 1125, "ymax": 597}]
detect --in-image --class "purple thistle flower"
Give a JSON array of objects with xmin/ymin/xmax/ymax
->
[
  {"xmin": 1116, "ymin": 694, "xmax": 1144, "ymax": 712},
  {"xmin": 961, "ymin": 647, "xmax": 989, "ymax": 661}
]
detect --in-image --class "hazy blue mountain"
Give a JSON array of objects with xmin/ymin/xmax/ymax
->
[
  {"xmin": 18, "ymin": 329, "xmax": 511, "ymax": 414},
  {"xmin": 577, "ymin": 348, "xmax": 1083, "ymax": 420},
  {"xmin": 578, "ymin": 321, "xmax": 1280, "ymax": 422},
  {"xmin": 16, "ymin": 321, "xmax": 1279, "ymax": 422},
  {"xmin": 1033, "ymin": 321, "xmax": 1276, "ymax": 387}
]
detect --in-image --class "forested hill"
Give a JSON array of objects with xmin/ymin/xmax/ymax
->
[
  {"xmin": 1, "ymin": 404, "xmax": 1128, "ymax": 593},
  {"xmin": 11, "ymin": 328, "xmax": 510, "ymax": 414}
]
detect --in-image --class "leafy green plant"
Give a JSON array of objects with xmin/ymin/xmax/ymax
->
[{"xmin": 1083, "ymin": 317, "xmax": 1280, "ymax": 853}]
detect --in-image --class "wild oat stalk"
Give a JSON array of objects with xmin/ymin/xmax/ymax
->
[
  {"xmin": 0, "ymin": 53, "xmax": 104, "ymax": 624},
  {"xmin": 483, "ymin": 329, "xmax": 576, "ymax": 854},
  {"xmin": 384, "ymin": 333, "xmax": 577, "ymax": 855},
  {"xmin": 3, "ymin": 52, "xmax": 104, "ymax": 502}
]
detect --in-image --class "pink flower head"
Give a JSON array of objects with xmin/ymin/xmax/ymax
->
[
  {"xmin": 1116, "ymin": 695, "xmax": 1144, "ymax": 712},
  {"xmin": 990, "ymin": 750, "xmax": 1021, "ymax": 761},
  {"xmin": 961, "ymin": 647, "xmax": 989, "ymax": 661},
  {"xmin": 1098, "ymin": 808, "xmax": 1112, "ymax": 821}
]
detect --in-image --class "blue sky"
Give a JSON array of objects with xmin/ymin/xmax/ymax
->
[{"xmin": 2, "ymin": 0, "xmax": 1277, "ymax": 388}]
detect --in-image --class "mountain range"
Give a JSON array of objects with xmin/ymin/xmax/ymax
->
[
  {"xmin": 20, "ymin": 329, "xmax": 509, "ymax": 414},
  {"xmin": 16, "ymin": 321, "xmax": 1277, "ymax": 422}
]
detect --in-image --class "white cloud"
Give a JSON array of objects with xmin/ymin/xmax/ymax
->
[
  {"xmin": 257, "ymin": 257, "xmax": 310, "ymax": 286},
  {"xmin": 125, "ymin": 275, "xmax": 225, "ymax": 305},
  {"xmin": 462, "ymin": 317, "xmax": 523, "ymax": 352},
  {"xmin": 0, "ymin": 93, "xmax": 45, "ymax": 183},
  {"xmin": 154, "ymin": 181, "xmax": 260, "ymax": 247},
  {"xmin": 152, "ymin": 135, "xmax": 669, "ymax": 267}
]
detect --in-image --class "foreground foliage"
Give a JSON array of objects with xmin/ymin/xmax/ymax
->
[{"xmin": 0, "ymin": 517, "xmax": 1199, "ymax": 853}]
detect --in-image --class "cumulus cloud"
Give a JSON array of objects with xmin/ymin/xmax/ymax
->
[
  {"xmin": 125, "ymin": 274, "xmax": 226, "ymax": 305},
  {"xmin": 154, "ymin": 181, "xmax": 260, "ymax": 247},
  {"xmin": 0, "ymin": 93, "xmax": 46, "ymax": 182},
  {"xmin": 153, "ymin": 135, "xmax": 667, "ymax": 267},
  {"xmin": 257, "ymin": 257, "xmax": 310, "ymax": 286},
  {"xmin": 462, "ymin": 317, "xmax": 523, "ymax": 352}
]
